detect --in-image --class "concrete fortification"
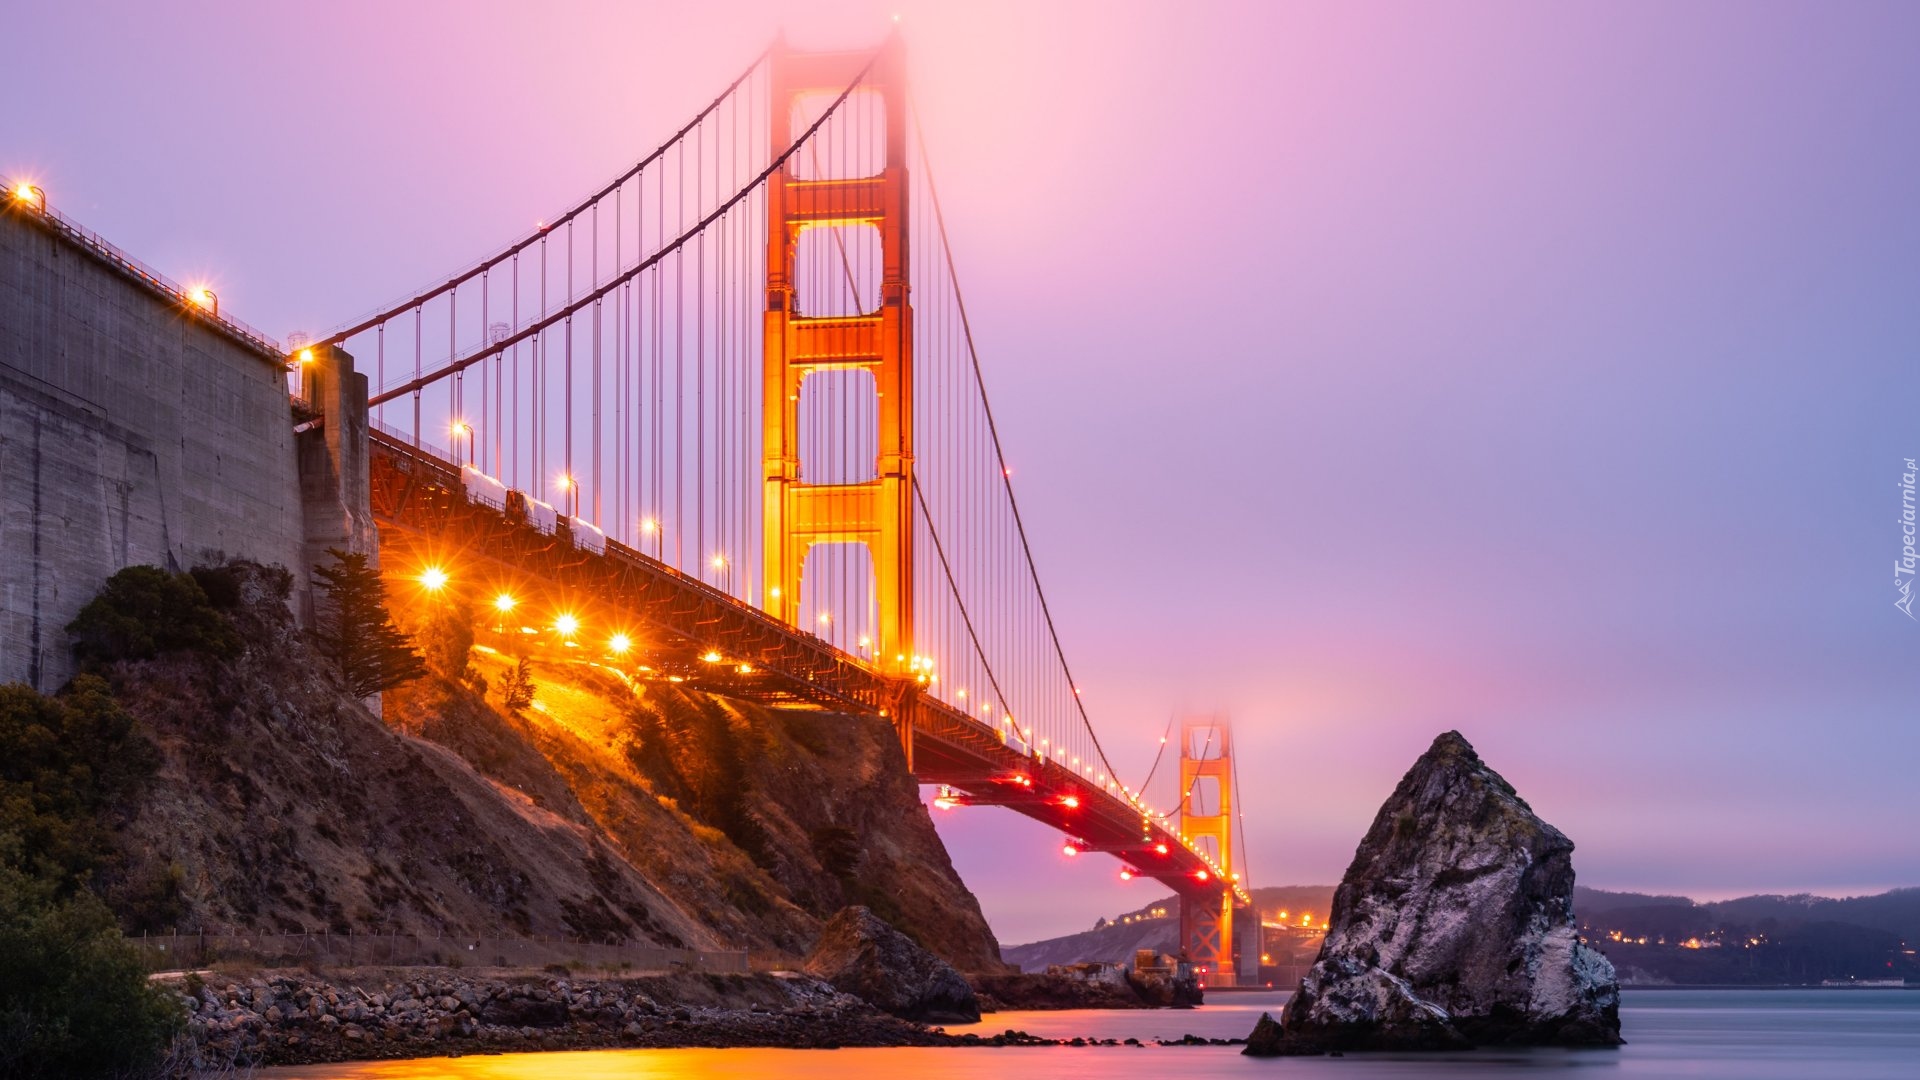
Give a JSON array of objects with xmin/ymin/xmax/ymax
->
[{"xmin": 0, "ymin": 199, "xmax": 368, "ymax": 690}]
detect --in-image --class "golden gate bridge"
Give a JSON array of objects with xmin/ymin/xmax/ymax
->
[{"xmin": 287, "ymin": 33, "xmax": 1253, "ymax": 978}]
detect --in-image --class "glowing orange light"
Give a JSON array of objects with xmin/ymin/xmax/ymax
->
[
  {"xmin": 640, "ymin": 518, "xmax": 658, "ymax": 533},
  {"xmin": 608, "ymin": 633, "xmax": 632, "ymax": 655},
  {"xmin": 187, "ymin": 286, "xmax": 216, "ymax": 313},
  {"xmin": 1195, "ymin": 870, "xmax": 1210, "ymax": 881},
  {"xmin": 556, "ymin": 474, "xmax": 574, "ymax": 490},
  {"xmin": 1061, "ymin": 844, "xmax": 1078, "ymax": 858},
  {"xmin": 702, "ymin": 650, "xmax": 722, "ymax": 663},
  {"xmin": 932, "ymin": 796, "xmax": 956, "ymax": 811},
  {"xmin": 298, "ymin": 348, "xmax": 314, "ymax": 364},
  {"xmin": 1061, "ymin": 795, "xmax": 1080, "ymax": 809},
  {"xmin": 1155, "ymin": 843, "xmax": 1169, "ymax": 855},
  {"xmin": 817, "ymin": 612, "xmax": 831, "ymax": 625},
  {"xmin": 417, "ymin": 566, "xmax": 448, "ymax": 591},
  {"xmin": 493, "ymin": 592, "xmax": 516, "ymax": 612},
  {"xmin": 553, "ymin": 613, "xmax": 580, "ymax": 637}
]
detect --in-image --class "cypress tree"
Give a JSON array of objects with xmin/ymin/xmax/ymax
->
[{"xmin": 311, "ymin": 549, "xmax": 426, "ymax": 698}]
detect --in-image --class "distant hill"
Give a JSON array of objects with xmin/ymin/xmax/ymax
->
[
  {"xmin": 1004, "ymin": 885, "xmax": 1337, "ymax": 972},
  {"xmin": 1006, "ymin": 884, "xmax": 1920, "ymax": 985}
]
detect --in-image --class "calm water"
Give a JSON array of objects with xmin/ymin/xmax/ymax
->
[{"xmin": 264, "ymin": 989, "xmax": 1920, "ymax": 1079}]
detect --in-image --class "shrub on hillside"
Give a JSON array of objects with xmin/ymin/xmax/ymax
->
[
  {"xmin": 65, "ymin": 566, "xmax": 241, "ymax": 666},
  {"xmin": 0, "ymin": 869, "xmax": 183, "ymax": 1080},
  {"xmin": 0, "ymin": 676, "xmax": 174, "ymax": 1079},
  {"xmin": 0, "ymin": 677, "xmax": 156, "ymax": 887}
]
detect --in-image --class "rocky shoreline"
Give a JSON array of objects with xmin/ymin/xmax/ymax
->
[{"xmin": 165, "ymin": 968, "xmax": 1236, "ymax": 1072}]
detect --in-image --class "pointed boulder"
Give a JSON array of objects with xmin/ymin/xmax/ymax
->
[
  {"xmin": 804, "ymin": 906, "xmax": 981, "ymax": 1023},
  {"xmin": 1271, "ymin": 731, "xmax": 1621, "ymax": 1053}
]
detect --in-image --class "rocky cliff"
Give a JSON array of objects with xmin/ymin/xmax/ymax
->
[
  {"xmin": 1266, "ymin": 731, "xmax": 1620, "ymax": 1053},
  {"xmin": 92, "ymin": 564, "xmax": 1004, "ymax": 973}
]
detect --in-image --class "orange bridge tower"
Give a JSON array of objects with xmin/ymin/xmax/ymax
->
[
  {"xmin": 761, "ymin": 36, "xmax": 915, "ymax": 680},
  {"xmin": 1179, "ymin": 717, "xmax": 1239, "ymax": 983}
]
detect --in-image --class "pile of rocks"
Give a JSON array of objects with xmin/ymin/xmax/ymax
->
[{"xmin": 170, "ymin": 969, "xmax": 958, "ymax": 1069}]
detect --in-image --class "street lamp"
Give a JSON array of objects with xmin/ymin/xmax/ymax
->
[
  {"xmin": 556, "ymin": 473, "xmax": 579, "ymax": 518},
  {"xmin": 710, "ymin": 553, "xmax": 732, "ymax": 595},
  {"xmin": 639, "ymin": 517, "xmax": 661, "ymax": 562},
  {"xmin": 450, "ymin": 421, "xmax": 474, "ymax": 467}
]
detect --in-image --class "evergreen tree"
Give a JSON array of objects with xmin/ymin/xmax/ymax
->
[
  {"xmin": 311, "ymin": 549, "xmax": 426, "ymax": 698},
  {"xmin": 501, "ymin": 655, "xmax": 535, "ymax": 712}
]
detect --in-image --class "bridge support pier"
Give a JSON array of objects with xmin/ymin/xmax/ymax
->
[
  {"xmin": 296, "ymin": 343, "xmax": 376, "ymax": 620},
  {"xmin": 1180, "ymin": 890, "xmax": 1236, "ymax": 985}
]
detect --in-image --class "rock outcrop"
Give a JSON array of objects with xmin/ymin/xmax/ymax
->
[
  {"xmin": 804, "ymin": 906, "xmax": 981, "ymax": 1023},
  {"xmin": 1267, "ymin": 731, "xmax": 1621, "ymax": 1054}
]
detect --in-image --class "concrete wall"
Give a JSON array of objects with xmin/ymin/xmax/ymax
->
[{"xmin": 0, "ymin": 204, "xmax": 324, "ymax": 690}]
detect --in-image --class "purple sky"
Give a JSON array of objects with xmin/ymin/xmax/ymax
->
[{"xmin": 7, "ymin": 1, "xmax": 1917, "ymax": 945}]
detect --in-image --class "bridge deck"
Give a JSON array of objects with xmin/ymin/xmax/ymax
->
[{"xmin": 367, "ymin": 431, "xmax": 1244, "ymax": 906}]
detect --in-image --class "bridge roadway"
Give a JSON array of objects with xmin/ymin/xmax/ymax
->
[{"xmin": 367, "ymin": 430, "xmax": 1247, "ymax": 909}]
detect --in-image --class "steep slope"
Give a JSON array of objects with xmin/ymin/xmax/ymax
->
[{"xmin": 94, "ymin": 565, "xmax": 1004, "ymax": 971}]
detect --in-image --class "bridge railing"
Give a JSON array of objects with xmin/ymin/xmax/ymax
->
[{"xmin": 4, "ymin": 175, "xmax": 285, "ymax": 361}]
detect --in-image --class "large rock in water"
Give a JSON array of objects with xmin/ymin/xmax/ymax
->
[
  {"xmin": 1268, "ymin": 732, "xmax": 1621, "ymax": 1054},
  {"xmin": 804, "ymin": 906, "xmax": 981, "ymax": 1023}
]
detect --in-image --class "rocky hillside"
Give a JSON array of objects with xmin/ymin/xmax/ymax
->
[{"xmin": 91, "ymin": 563, "xmax": 1004, "ymax": 972}]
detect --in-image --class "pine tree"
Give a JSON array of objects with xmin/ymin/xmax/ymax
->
[
  {"xmin": 311, "ymin": 548, "xmax": 426, "ymax": 698},
  {"xmin": 501, "ymin": 655, "xmax": 535, "ymax": 712}
]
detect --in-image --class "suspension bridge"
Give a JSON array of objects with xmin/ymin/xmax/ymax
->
[{"xmin": 8, "ymin": 33, "xmax": 1256, "ymax": 979}]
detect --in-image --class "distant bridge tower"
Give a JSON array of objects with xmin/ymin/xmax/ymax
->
[
  {"xmin": 761, "ymin": 35, "xmax": 915, "ymax": 677},
  {"xmin": 1179, "ymin": 718, "xmax": 1238, "ymax": 983}
]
